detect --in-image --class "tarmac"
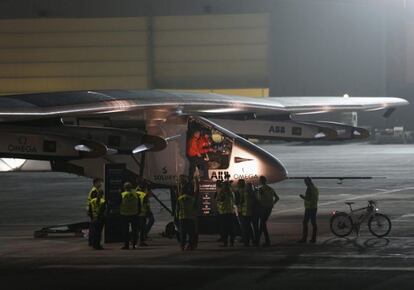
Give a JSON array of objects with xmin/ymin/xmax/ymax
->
[{"xmin": 1, "ymin": 142, "xmax": 414, "ymax": 289}]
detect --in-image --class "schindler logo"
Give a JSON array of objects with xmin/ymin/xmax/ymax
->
[{"xmin": 8, "ymin": 136, "xmax": 37, "ymax": 153}]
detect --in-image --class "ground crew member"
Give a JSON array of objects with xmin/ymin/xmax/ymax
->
[
  {"xmin": 88, "ymin": 190, "xmax": 106, "ymax": 250},
  {"xmin": 120, "ymin": 182, "xmax": 140, "ymax": 250},
  {"xmin": 137, "ymin": 186, "xmax": 150, "ymax": 247},
  {"xmin": 87, "ymin": 178, "xmax": 103, "ymax": 202},
  {"xmin": 237, "ymin": 179, "xmax": 254, "ymax": 247},
  {"xmin": 298, "ymin": 177, "xmax": 319, "ymax": 243},
  {"xmin": 86, "ymin": 178, "xmax": 103, "ymax": 247},
  {"xmin": 135, "ymin": 177, "xmax": 155, "ymax": 240},
  {"xmin": 143, "ymin": 184, "xmax": 155, "ymax": 241},
  {"xmin": 192, "ymin": 177, "xmax": 200, "ymax": 249},
  {"xmin": 248, "ymin": 183, "xmax": 261, "ymax": 247},
  {"xmin": 215, "ymin": 180, "xmax": 235, "ymax": 247},
  {"xmin": 177, "ymin": 181, "xmax": 197, "ymax": 251},
  {"xmin": 257, "ymin": 175, "xmax": 279, "ymax": 247},
  {"xmin": 187, "ymin": 130, "xmax": 208, "ymax": 179}
]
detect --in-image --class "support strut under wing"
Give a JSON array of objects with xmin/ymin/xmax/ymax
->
[{"xmin": 288, "ymin": 176, "xmax": 385, "ymax": 184}]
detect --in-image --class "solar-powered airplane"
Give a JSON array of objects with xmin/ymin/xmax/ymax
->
[{"xmin": 0, "ymin": 90, "xmax": 407, "ymax": 186}]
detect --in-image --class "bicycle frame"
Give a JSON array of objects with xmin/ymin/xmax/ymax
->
[
  {"xmin": 346, "ymin": 201, "xmax": 377, "ymax": 232},
  {"xmin": 346, "ymin": 205, "xmax": 376, "ymax": 230}
]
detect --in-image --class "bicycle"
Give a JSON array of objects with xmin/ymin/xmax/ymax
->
[{"xmin": 330, "ymin": 200, "xmax": 391, "ymax": 238}]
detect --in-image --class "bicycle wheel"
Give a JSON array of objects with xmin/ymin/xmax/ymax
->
[
  {"xmin": 368, "ymin": 213, "xmax": 391, "ymax": 237},
  {"xmin": 330, "ymin": 212, "xmax": 353, "ymax": 237}
]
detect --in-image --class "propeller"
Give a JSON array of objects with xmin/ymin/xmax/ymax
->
[
  {"xmin": 165, "ymin": 134, "xmax": 181, "ymax": 142},
  {"xmin": 106, "ymin": 147, "xmax": 118, "ymax": 155},
  {"xmin": 132, "ymin": 144, "xmax": 154, "ymax": 154},
  {"xmin": 74, "ymin": 144, "xmax": 92, "ymax": 152}
]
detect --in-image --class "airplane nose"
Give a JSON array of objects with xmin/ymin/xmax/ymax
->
[
  {"xmin": 262, "ymin": 150, "xmax": 288, "ymax": 183},
  {"xmin": 234, "ymin": 137, "xmax": 288, "ymax": 184}
]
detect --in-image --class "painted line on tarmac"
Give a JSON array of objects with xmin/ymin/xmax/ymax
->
[
  {"xmin": 6, "ymin": 252, "xmax": 414, "ymax": 260},
  {"xmin": 40, "ymin": 264, "xmax": 414, "ymax": 272},
  {"xmin": 275, "ymin": 186, "xmax": 414, "ymax": 214},
  {"xmin": 298, "ymin": 254, "xmax": 412, "ymax": 259}
]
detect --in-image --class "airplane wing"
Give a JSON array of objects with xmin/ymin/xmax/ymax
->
[
  {"xmin": 0, "ymin": 90, "xmax": 407, "ymax": 178},
  {"xmin": 0, "ymin": 90, "xmax": 407, "ymax": 122}
]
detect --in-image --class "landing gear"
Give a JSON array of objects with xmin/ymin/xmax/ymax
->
[{"xmin": 163, "ymin": 221, "xmax": 178, "ymax": 239}]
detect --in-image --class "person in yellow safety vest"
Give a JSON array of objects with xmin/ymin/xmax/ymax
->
[
  {"xmin": 257, "ymin": 175, "xmax": 279, "ymax": 247},
  {"xmin": 86, "ymin": 178, "xmax": 103, "ymax": 247},
  {"xmin": 298, "ymin": 177, "xmax": 319, "ymax": 243},
  {"xmin": 87, "ymin": 178, "xmax": 103, "ymax": 204},
  {"xmin": 215, "ymin": 180, "xmax": 236, "ymax": 247},
  {"xmin": 248, "ymin": 183, "xmax": 261, "ymax": 247},
  {"xmin": 177, "ymin": 181, "xmax": 197, "ymax": 251},
  {"xmin": 137, "ymin": 185, "xmax": 151, "ymax": 247},
  {"xmin": 136, "ymin": 180, "xmax": 155, "ymax": 242},
  {"xmin": 236, "ymin": 179, "xmax": 255, "ymax": 247},
  {"xmin": 88, "ymin": 190, "xmax": 106, "ymax": 250},
  {"xmin": 120, "ymin": 182, "xmax": 141, "ymax": 250}
]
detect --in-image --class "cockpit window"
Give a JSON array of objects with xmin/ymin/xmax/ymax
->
[{"xmin": 187, "ymin": 119, "xmax": 233, "ymax": 170}]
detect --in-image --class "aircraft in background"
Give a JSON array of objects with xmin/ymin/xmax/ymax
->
[{"xmin": 0, "ymin": 90, "xmax": 407, "ymax": 186}]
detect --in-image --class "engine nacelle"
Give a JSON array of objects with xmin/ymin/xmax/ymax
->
[{"xmin": 0, "ymin": 125, "xmax": 166, "ymax": 160}]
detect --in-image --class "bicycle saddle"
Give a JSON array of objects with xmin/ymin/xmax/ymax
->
[{"xmin": 345, "ymin": 202, "xmax": 354, "ymax": 205}]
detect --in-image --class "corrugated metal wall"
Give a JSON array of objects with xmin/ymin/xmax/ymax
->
[
  {"xmin": 0, "ymin": 13, "xmax": 269, "ymax": 94},
  {"xmin": 153, "ymin": 13, "xmax": 269, "ymax": 89},
  {"xmin": 0, "ymin": 18, "xmax": 148, "ymax": 94},
  {"xmin": 406, "ymin": 21, "xmax": 414, "ymax": 83}
]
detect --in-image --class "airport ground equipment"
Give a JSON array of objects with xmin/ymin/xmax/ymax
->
[
  {"xmin": 330, "ymin": 200, "xmax": 391, "ymax": 238},
  {"xmin": 34, "ymin": 222, "xmax": 89, "ymax": 238}
]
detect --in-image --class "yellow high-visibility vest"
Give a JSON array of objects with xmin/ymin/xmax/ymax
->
[
  {"xmin": 216, "ymin": 188, "xmax": 234, "ymax": 215},
  {"xmin": 304, "ymin": 186, "xmax": 319, "ymax": 209},
  {"xmin": 239, "ymin": 188, "xmax": 253, "ymax": 216},
  {"xmin": 177, "ymin": 194, "xmax": 196, "ymax": 219},
  {"xmin": 86, "ymin": 186, "xmax": 100, "ymax": 209},
  {"xmin": 137, "ymin": 191, "xmax": 150, "ymax": 217},
  {"xmin": 89, "ymin": 197, "xmax": 106, "ymax": 220},
  {"xmin": 258, "ymin": 185, "xmax": 278, "ymax": 208},
  {"xmin": 120, "ymin": 190, "xmax": 139, "ymax": 216}
]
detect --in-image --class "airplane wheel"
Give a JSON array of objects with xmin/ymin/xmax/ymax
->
[{"xmin": 164, "ymin": 221, "xmax": 177, "ymax": 239}]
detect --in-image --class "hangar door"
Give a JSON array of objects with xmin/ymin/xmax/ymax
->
[
  {"xmin": 153, "ymin": 13, "xmax": 270, "ymax": 89},
  {"xmin": 0, "ymin": 17, "xmax": 148, "ymax": 94}
]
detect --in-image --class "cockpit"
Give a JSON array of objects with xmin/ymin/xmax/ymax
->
[{"xmin": 187, "ymin": 118, "xmax": 233, "ymax": 170}]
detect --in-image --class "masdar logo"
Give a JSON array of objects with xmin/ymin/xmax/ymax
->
[{"xmin": 234, "ymin": 157, "xmax": 253, "ymax": 163}]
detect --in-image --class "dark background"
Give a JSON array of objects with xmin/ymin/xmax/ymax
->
[{"xmin": 0, "ymin": 0, "xmax": 412, "ymax": 128}]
